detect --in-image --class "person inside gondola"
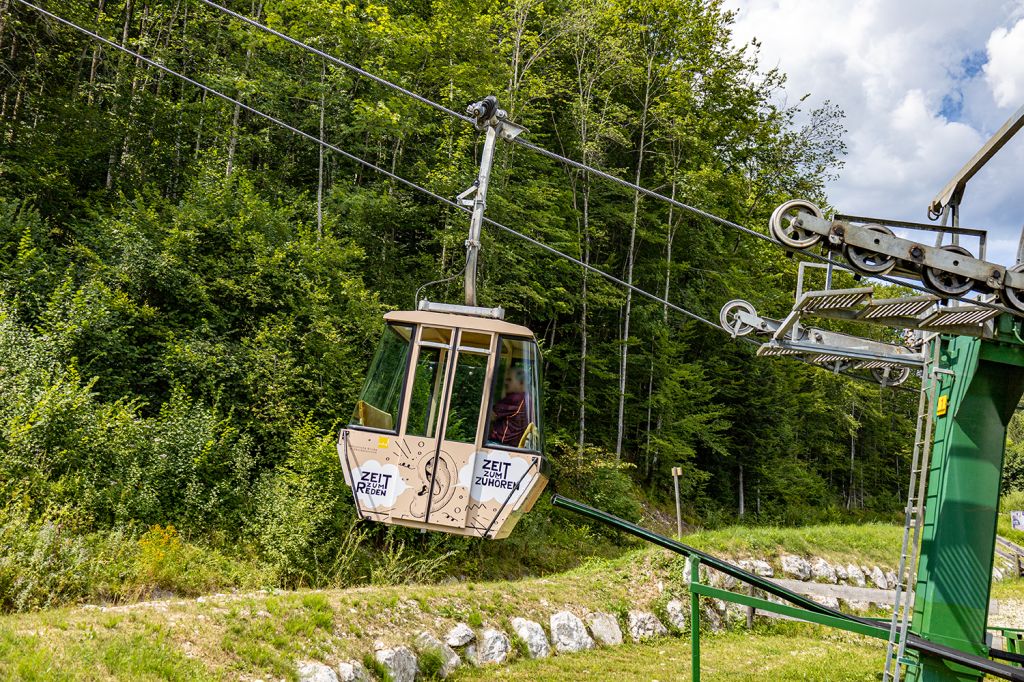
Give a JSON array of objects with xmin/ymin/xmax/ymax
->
[{"xmin": 488, "ymin": 366, "xmax": 529, "ymax": 446}]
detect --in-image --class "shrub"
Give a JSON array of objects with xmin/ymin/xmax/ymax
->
[
  {"xmin": 0, "ymin": 496, "xmax": 93, "ymax": 612},
  {"xmin": 547, "ymin": 435, "xmax": 644, "ymax": 533}
]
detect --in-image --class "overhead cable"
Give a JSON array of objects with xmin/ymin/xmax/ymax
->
[
  {"xmin": 194, "ymin": 0, "xmax": 474, "ymax": 125},
  {"xmin": 12, "ymin": 0, "xmax": 726, "ymax": 331},
  {"xmin": 13, "ymin": 0, "xmax": 912, "ymax": 391},
  {"xmin": 194, "ymin": 0, "xmax": 1014, "ymax": 315}
]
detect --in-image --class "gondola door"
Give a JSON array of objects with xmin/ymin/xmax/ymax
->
[{"xmin": 394, "ymin": 326, "xmax": 492, "ymax": 530}]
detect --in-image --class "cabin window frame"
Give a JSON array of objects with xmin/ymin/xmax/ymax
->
[
  {"xmin": 347, "ymin": 322, "xmax": 417, "ymax": 435},
  {"xmin": 482, "ymin": 334, "xmax": 544, "ymax": 455}
]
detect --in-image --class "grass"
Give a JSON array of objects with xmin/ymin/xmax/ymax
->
[
  {"xmin": 1, "ymin": 518, "xmax": 1020, "ymax": 680},
  {"xmin": 0, "ymin": 620, "xmax": 216, "ymax": 681},
  {"xmin": 450, "ymin": 622, "xmax": 883, "ymax": 681},
  {"xmin": 683, "ymin": 522, "xmax": 904, "ymax": 567}
]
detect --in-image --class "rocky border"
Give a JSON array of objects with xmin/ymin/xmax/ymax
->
[{"xmin": 295, "ymin": 554, "xmax": 1015, "ymax": 681}]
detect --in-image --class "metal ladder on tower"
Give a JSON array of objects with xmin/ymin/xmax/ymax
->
[{"xmin": 883, "ymin": 333, "xmax": 943, "ymax": 682}]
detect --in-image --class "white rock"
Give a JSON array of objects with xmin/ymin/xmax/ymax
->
[
  {"xmin": 510, "ymin": 618, "xmax": 550, "ymax": 658},
  {"xmin": 476, "ymin": 629, "xmax": 511, "ymax": 665},
  {"xmin": 846, "ymin": 564, "xmax": 866, "ymax": 587},
  {"xmin": 835, "ymin": 563, "xmax": 849, "ymax": 581},
  {"xmin": 810, "ymin": 595, "xmax": 840, "ymax": 610},
  {"xmin": 626, "ymin": 610, "xmax": 668, "ymax": 642},
  {"xmin": 445, "ymin": 623, "xmax": 475, "ymax": 648},
  {"xmin": 750, "ymin": 560, "xmax": 774, "ymax": 577},
  {"xmin": 994, "ymin": 567, "xmax": 1006, "ymax": 582},
  {"xmin": 846, "ymin": 600, "xmax": 872, "ymax": 613},
  {"xmin": 550, "ymin": 611, "xmax": 595, "ymax": 653},
  {"xmin": 665, "ymin": 599, "xmax": 688, "ymax": 631},
  {"xmin": 869, "ymin": 566, "xmax": 888, "ymax": 590},
  {"xmin": 415, "ymin": 632, "xmax": 461, "ymax": 677},
  {"xmin": 336, "ymin": 661, "xmax": 371, "ymax": 682},
  {"xmin": 886, "ymin": 571, "xmax": 899, "ymax": 590},
  {"xmin": 375, "ymin": 646, "xmax": 417, "ymax": 682},
  {"xmin": 297, "ymin": 661, "xmax": 338, "ymax": 682},
  {"xmin": 811, "ymin": 558, "xmax": 838, "ymax": 584},
  {"xmin": 708, "ymin": 569, "xmax": 737, "ymax": 590},
  {"xmin": 585, "ymin": 612, "xmax": 623, "ymax": 646},
  {"xmin": 781, "ymin": 554, "xmax": 812, "ymax": 581},
  {"xmin": 701, "ymin": 603, "xmax": 724, "ymax": 631}
]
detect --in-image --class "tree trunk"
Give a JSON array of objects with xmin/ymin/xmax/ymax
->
[
  {"xmin": 615, "ymin": 55, "xmax": 654, "ymax": 459},
  {"xmin": 664, "ymin": 168, "xmax": 680, "ymax": 323},
  {"xmin": 644, "ymin": 356, "xmax": 654, "ymax": 480},
  {"xmin": 87, "ymin": 0, "xmax": 107, "ymax": 104},
  {"xmin": 738, "ymin": 463, "xmax": 745, "ymax": 517},
  {"xmin": 226, "ymin": 1, "xmax": 263, "ymax": 177},
  {"xmin": 578, "ymin": 178, "xmax": 589, "ymax": 449},
  {"xmin": 317, "ymin": 61, "xmax": 326, "ymax": 240},
  {"xmin": 847, "ymin": 404, "xmax": 857, "ymax": 510},
  {"xmin": 106, "ymin": 0, "xmax": 135, "ymax": 190}
]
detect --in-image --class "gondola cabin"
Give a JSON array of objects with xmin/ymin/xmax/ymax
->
[{"xmin": 338, "ymin": 301, "xmax": 547, "ymax": 539}]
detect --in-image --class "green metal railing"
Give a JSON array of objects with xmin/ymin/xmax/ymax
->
[{"xmin": 550, "ymin": 494, "xmax": 1024, "ymax": 682}]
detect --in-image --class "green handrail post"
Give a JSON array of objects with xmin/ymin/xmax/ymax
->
[{"xmin": 691, "ymin": 554, "xmax": 701, "ymax": 682}]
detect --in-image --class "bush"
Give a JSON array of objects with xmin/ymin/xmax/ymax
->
[
  {"xmin": 547, "ymin": 435, "xmax": 644, "ymax": 531},
  {"xmin": 248, "ymin": 421, "xmax": 364, "ymax": 586},
  {"xmin": 0, "ymin": 496, "xmax": 95, "ymax": 611}
]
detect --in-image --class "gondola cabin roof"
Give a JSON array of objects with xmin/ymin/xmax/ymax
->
[{"xmin": 383, "ymin": 309, "xmax": 536, "ymax": 337}]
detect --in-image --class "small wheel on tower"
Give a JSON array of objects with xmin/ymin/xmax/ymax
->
[
  {"xmin": 999, "ymin": 263, "xmax": 1024, "ymax": 314},
  {"xmin": 922, "ymin": 244, "xmax": 976, "ymax": 297},
  {"xmin": 769, "ymin": 200, "xmax": 824, "ymax": 249},
  {"xmin": 719, "ymin": 299, "xmax": 758, "ymax": 337},
  {"xmin": 843, "ymin": 224, "xmax": 897, "ymax": 275},
  {"xmin": 872, "ymin": 365, "xmax": 911, "ymax": 387}
]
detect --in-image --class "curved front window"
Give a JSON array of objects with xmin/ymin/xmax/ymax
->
[
  {"xmin": 485, "ymin": 336, "xmax": 542, "ymax": 451},
  {"xmin": 350, "ymin": 324, "xmax": 413, "ymax": 432}
]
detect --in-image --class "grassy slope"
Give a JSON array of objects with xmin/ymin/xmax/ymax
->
[{"xmin": 2, "ymin": 521, "xmax": 1019, "ymax": 681}]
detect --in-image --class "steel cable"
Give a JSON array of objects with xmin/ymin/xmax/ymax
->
[
  {"xmin": 192, "ymin": 0, "xmax": 1015, "ymax": 315},
  {"xmin": 12, "ymin": 0, "xmax": 913, "ymax": 390},
  {"xmin": 195, "ymin": 0, "xmax": 474, "ymax": 125}
]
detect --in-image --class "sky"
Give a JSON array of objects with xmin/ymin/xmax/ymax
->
[{"xmin": 724, "ymin": 0, "xmax": 1024, "ymax": 267}]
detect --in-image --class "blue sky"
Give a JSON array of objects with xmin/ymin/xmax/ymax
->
[{"xmin": 725, "ymin": 0, "xmax": 1024, "ymax": 267}]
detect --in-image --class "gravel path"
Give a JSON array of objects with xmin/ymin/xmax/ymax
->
[{"xmin": 990, "ymin": 599, "xmax": 1024, "ymax": 629}]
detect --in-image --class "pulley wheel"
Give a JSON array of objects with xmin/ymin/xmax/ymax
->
[
  {"xmin": 719, "ymin": 299, "xmax": 758, "ymax": 337},
  {"xmin": 872, "ymin": 365, "xmax": 911, "ymax": 387},
  {"xmin": 999, "ymin": 263, "xmax": 1024, "ymax": 314},
  {"xmin": 922, "ymin": 244, "xmax": 975, "ymax": 297},
  {"xmin": 843, "ymin": 224, "xmax": 897, "ymax": 275},
  {"xmin": 769, "ymin": 200, "xmax": 824, "ymax": 249}
]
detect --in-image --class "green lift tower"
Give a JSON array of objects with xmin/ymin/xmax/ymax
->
[{"xmin": 719, "ymin": 103, "xmax": 1024, "ymax": 681}]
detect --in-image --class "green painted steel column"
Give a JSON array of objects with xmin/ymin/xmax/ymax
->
[{"xmin": 907, "ymin": 327, "xmax": 1024, "ymax": 682}]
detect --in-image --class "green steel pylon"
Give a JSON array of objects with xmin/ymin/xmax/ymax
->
[{"xmin": 906, "ymin": 316, "xmax": 1024, "ymax": 681}]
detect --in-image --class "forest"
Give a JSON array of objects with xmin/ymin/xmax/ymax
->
[{"xmin": 0, "ymin": 0, "xmax": 993, "ymax": 611}]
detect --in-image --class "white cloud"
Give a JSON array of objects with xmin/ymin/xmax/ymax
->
[
  {"xmin": 725, "ymin": 0, "xmax": 1024, "ymax": 268},
  {"xmin": 985, "ymin": 18, "xmax": 1024, "ymax": 107}
]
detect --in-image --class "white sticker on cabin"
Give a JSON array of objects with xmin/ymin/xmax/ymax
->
[
  {"xmin": 459, "ymin": 451, "xmax": 535, "ymax": 504},
  {"xmin": 353, "ymin": 460, "xmax": 409, "ymax": 508}
]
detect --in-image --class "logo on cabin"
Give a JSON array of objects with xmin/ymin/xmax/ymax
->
[
  {"xmin": 459, "ymin": 451, "xmax": 534, "ymax": 503},
  {"xmin": 353, "ymin": 460, "xmax": 408, "ymax": 508}
]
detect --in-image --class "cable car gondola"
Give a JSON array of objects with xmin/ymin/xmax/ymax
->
[
  {"xmin": 338, "ymin": 97, "xmax": 546, "ymax": 538},
  {"xmin": 338, "ymin": 301, "xmax": 547, "ymax": 538}
]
